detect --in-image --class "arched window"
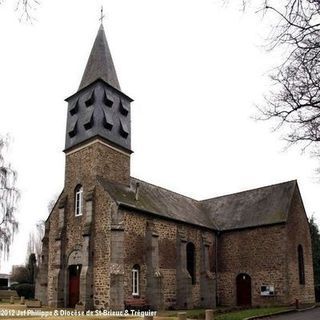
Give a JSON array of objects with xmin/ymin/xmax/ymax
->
[
  {"xmin": 298, "ymin": 245, "xmax": 305, "ymax": 285},
  {"xmin": 75, "ymin": 185, "xmax": 83, "ymax": 216},
  {"xmin": 186, "ymin": 242, "xmax": 196, "ymax": 285},
  {"xmin": 132, "ymin": 264, "xmax": 140, "ymax": 296}
]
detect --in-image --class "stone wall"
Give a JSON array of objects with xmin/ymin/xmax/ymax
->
[
  {"xmin": 218, "ymin": 197, "xmax": 315, "ymax": 309},
  {"xmin": 44, "ymin": 192, "xmax": 217, "ymax": 311},
  {"xmin": 64, "ymin": 139, "xmax": 130, "ymax": 188},
  {"xmin": 38, "ymin": 140, "xmax": 315, "ymax": 310},
  {"xmin": 122, "ymin": 209, "xmax": 216, "ymax": 310},
  {"xmin": 286, "ymin": 187, "xmax": 315, "ymax": 304},
  {"xmin": 44, "ymin": 188, "xmax": 110, "ymax": 309},
  {"xmin": 46, "ymin": 197, "xmax": 60, "ymax": 307},
  {"xmin": 91, "ymin": 185, "xmax": 114, "ymax": 310},
  {"xmin": 44, "ymin": 140, "xmax": 130, "ymax": 309},
  {"xmin": 218, "ymin": 224, "xmax": 288, "ymax": 306}
]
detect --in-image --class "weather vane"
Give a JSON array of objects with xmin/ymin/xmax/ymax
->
[{"xmin": 99, "ymin": 6, "xmax": 105, "ymax": 24}]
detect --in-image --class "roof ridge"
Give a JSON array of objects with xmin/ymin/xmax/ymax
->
[{"xmin": 201, "ymin": 179, "xmax": 297, "ymax": 203}]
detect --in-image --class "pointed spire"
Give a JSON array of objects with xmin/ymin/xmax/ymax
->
[{"xmin": 78, "ymin": 24, "xmax": 121, "ymax": 91}]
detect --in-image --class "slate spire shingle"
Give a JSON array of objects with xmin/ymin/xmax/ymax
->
[
  {"xmin": 65, "ymin": 24, "xmax": 132, "ymax": 153},
  {"xmin": 78, "ymin": 24, "xmax": 121, "ymax": 91}
]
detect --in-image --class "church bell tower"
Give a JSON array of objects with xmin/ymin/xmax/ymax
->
[{"xmin": 64, "ymin": 24, "xmax": 133, "ymax": 186}]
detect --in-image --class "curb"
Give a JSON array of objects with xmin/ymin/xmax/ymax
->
[
  {"xmin": 243, "ymin": 309, "xmax": 295, "ymax": 320},
  {"xmin": 244, "ymin": 305, "xmax": 318, "ymax": 320},
  {"xmin": 297, "ymin": 304, "xmax": 317, "ymax": 312}
]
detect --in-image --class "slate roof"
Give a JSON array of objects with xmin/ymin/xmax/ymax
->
[
  {"xmin": 65, "ymin": 24, "xmax": 132, "ymax": 153},
  {"xmin": 98, "ymin": 176, "xmax": 216, "ymax": 229},
  {"xmin": 201, "ymin": 180, "xmax": 297, "ymax": 231},
  {"xmin": 64, "ymin": 82, "xmax": 132, "ymax": 152},
  {"xmin": 79, "ymin": 24, "xmax": 121, "ymax": 91},
  {"xmin": 98, "ymin": 176, "xmax": 298, "ymax": 231}
]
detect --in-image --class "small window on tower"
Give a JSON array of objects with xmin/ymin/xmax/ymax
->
[
  {"xmin": 69, "ymin": 100, "xmax": 79, "ymax": 116},
  {"xmin": 85, "ymin": 90, "xmax": 95, "ymax": 107},
  {"xmin": 119, "ymin": 100, "xmax": 129, "ymax": 116},
  {"xmin": 103, "ymin": 90, "xmax": 113, "ymax": 107},
  {"xmin": 75, "ymin": 185, "xmax": 83, "ymax": 217},
  {"xmin": 68, "ymin": 118, "xmax": 78, "ymax": 138},
  {"xmin": 83, "ymin": 109, "xmax": 94, "ymax": 130},
  {"xmin": 103, "ymin": 109, "xmax": 114, "ymax": 130},
  {"xmin": 119, "ymin": 119, "xmax": 129, "ymax": 138}
]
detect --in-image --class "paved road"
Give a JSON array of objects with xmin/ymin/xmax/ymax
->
[{"xmin": 263, "ymin": 308, "xmax": 320, "ymax": 320}]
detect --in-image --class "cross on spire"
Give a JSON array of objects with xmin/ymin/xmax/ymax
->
[{"xmin": 99, "ymin": 6, "xmax": 105, "ymax": 24}]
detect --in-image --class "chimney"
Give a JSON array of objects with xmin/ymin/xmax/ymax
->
[{"xmin": 135, "ymin": 182, "xmax": 140, "ymax": 201}]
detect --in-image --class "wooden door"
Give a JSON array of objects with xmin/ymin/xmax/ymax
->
[
  {"xmin": 69, "ymin": 265, "xmax": 81, "ymax": 308},
  {"xmin": 236, "ymin": 273, "xmax": 251, "ymax": 306}
]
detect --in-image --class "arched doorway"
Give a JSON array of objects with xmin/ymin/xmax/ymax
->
[
  {"xmin": 68, "ymin": 264, "xmax": 82, "ymax": 308},
  {"xmin": 236, "ymin": 273, "xmax": 252, "ymax": 306},
  {"xmin": 67, "ymin": 248, "xmax": 83, "ymax": 308}
]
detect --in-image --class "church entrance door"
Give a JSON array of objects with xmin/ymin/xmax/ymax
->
[
  {"xmin": 68, "ymin": 264, "xmax": 82, "ymax": 308},
  {"xmin": 236, "ymin": 273, "xmax": 251, "ymax": 306}
]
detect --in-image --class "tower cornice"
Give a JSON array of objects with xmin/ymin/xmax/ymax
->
[
  {"xmin": 64, "ymin": 136, "xmax": 133, "ymax": 156},
  {"xmin": 65, "ymin": 78, "xmax": 133, "ymax": 103}
]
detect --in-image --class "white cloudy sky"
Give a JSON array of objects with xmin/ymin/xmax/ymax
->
[{"xmin": 0, "ymin": 0, "xmax": 320, "ymax": 273}]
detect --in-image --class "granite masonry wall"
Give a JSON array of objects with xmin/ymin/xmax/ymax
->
[
  {"xmin": 217, "ymin": 224, "xmax": 288, "ymax": 306},
  {"xmin": 122, "ymin": 210, "xmax": 216, "ymax": 310},
  {"xmin": 217, "ymin": 191, "xmax": 315, "ymax": 308},
  {"xmin": 286, "ymin": 188, "xmax": 315, "ymax": 304},
  {"xmin": 36, "ymin": 141, "xmax": 315, "ymax": 310},
  {"xmin": 40, "ymin": 140, "xmax": 130, "ymax": 309}
]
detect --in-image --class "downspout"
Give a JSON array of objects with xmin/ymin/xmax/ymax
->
[{"xmin": 215, "ymin": 230, "xmax": 220, "ymax": 306}]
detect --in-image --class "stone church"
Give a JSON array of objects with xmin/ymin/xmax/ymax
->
[{"xmin": 35, "ymin": 24, "xmax": 315, "ymax": 310}]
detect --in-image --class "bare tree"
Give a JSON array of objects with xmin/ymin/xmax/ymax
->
[
  {"xmin": 0, "ymin": 135, "xmax": 19, "ymax": 264},
  {"xmin": 26, "ymin": 194, "xmax": 57, "ymax": 267},
  {"xmin": 11, "ymin": 253, "xmax": 36, "ymax": 284},
  {"xmin": 0, "ymin": 0, "xmax": 40, "ymax": 22},
  {"xmin": 244, "ymin": 1, "xmax": 320, "ymax": 162},
  {"xmin": 47, "ymin": 193, "xmax": 59, "ymax": 213},
  {"xmin": 11, "ymin": 265, "xmax": 30, "ymax": 283},
  {"xmin": 26, "ymin": 219, "xmax": 45, "ymax": 266}
]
